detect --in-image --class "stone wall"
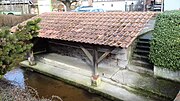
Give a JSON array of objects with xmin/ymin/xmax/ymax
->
[
  {"xmin": 154, "ymin": 66, "xmax": 180, "ymax": 82},
  {"xmin": 48, "ymin": 43, "xmax": 90, "ymax": 62},
  {"xmin": 48, "ymin": 41, "xmax": 131, "ymax": 69},
  {"xmin": 103, "ymin": 48, "xmax": 131, "ymax": 68}
]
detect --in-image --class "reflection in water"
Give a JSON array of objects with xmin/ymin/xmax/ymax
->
[
  {"xmin": 4, "ymin": 68, "xmax": 111, "ymax": 101},
  {"xmin": 4, "ymin": 68, "xmax": 25, "ymax": 89}
]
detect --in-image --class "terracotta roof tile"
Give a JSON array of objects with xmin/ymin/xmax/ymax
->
[{"xmin": 12, "ymin": 12, "xmax": 157, "ymax": 48}]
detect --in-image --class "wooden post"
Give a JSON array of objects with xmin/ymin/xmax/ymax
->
[
  {"xmin": 93, "ymin": 47, "xmax": 98, "ymax": 76},
  {"xmin": 91, "ymin": 47, "xmax": 101, "ymax": 87}
]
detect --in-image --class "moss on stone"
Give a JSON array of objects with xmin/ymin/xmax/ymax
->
[{"xmin": 127, "ymin": 86, "xmax": 171, "ymax": 101}]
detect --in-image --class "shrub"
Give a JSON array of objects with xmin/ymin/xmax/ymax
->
[
  {"xmin": 0, "ymin": 18, "xmax": 41, "ymax": 77},
  {"xmin": 150, "ymin": 10, "xmax": 180, "ymax": 71}
]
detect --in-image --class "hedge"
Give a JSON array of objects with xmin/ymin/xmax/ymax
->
[{"xmin": 150, "ymin": 10, "xmax": 180, "ymax": 71}]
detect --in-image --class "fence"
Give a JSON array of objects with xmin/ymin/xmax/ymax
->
[{"xmin": 0, "ymin": 14, "xmax": 35, "ymax": 27}]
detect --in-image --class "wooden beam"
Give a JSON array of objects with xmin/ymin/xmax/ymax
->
[
  {"xmin": 34, "ymin": 50, "xmax": 46, "ymax": 55},
  {"xmin": 49, "ymin": 41, "xmax": 81, "ymax": 49},
  {"xmin": 97, "ymin": 51, "xmax": 111, "ymax": 63},
  {"xmin": 97, "ymin": 48, "xmax": 114, "ymax": 63},
  {"xmin": 48, "ymin": 39, "xmax": 116, "ymax": 51},
  {"xmin": 80, "ymin": 46, "xmax": 93, "ymax": 63}
]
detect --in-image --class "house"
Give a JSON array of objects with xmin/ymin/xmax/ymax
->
[
  {"xmin": 30, "ymin": 0, "xmax": 74, "ymax": 14},
  {"xmin": 0, "ymin": 0, "xmax": 32, "ymax": 15},
  {"xmin": 145, "ymin": 0, "xmax": 163, "ymax": 11},
  {"xmin": 146, "ymin": 0, "xmax": 180, "ymax": 11},
  {"xmin": 12, "ymin": 12, "xmax": 157, "ymax": 85},
  {"xmin": 81, "ymin": 0, "xmax": 144, "ymax": 11},
  {"xmin": 0, "ymin": 0, "xmax": 69, "ymax": 15}
]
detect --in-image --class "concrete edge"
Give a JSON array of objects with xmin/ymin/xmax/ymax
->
[
  {"xmin": 127, "ymin": 64, "xmax": 154, "ymax": 76},
  {"xmin": 154, "ymin": 66, "xmax": 180, "ymax": 83},
  {"xmin": 101, "ymin": 77, "xmax": 171, "ymax": 101}
]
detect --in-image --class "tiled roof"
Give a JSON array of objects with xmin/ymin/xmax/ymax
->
[{"xmin": 12, "ymin": 12, "xmax": 157, "ymax": 48}]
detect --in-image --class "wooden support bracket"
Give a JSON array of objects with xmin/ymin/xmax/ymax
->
[
  {"xmin": 80, "ymin": 45, "xmax": 114, "ymax": 70},
  {"xmin": 97, "ymin": 48, "xmax": 114, "ymax": 64},
  {"xmin": 80, "ymin": 45, "xmax": 93, "ymax": 63},
  {"xmin": 97, "ymin": 51, "xmax": 111, "ymax": 63}
]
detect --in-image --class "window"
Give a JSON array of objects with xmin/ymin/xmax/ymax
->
[
  {"xmin": 91, "ymin": 9, "xmax": 99, "ymax": 12},
  {"xmin": 155, "ymin": 0, "xmax": 162, "ymax": 4},
  {"xmin": 98, "ymin": 9, "xmax": 104, "ymax": 12}
]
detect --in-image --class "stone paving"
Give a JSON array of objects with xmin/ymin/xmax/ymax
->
[
  {"xmin": 174, "ymin": 91, "xmax": 180, "ymax": 101},
  {"xmin": 20, "ymin": 53, "xmax": 180, "ymax": 101}
]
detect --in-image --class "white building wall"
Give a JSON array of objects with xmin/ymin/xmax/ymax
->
[
  {"xmin": 38, "ymin": 0, "xmax": 52, "ymax": 14},
  {"xmin": 164, "ymin": 0, "xmax": 180, "ymax": 11},
  {"xmin": 81, "ymin": 0, "xmax": 138, "ymax": 11},
  {"xmin": 93, "ymin": 2, "xmax": 126, "ymax": 11}
]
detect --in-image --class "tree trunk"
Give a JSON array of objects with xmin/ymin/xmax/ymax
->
[{"xmin": 63, "ymin": 1, "xmax": 71, "ymax": 11}]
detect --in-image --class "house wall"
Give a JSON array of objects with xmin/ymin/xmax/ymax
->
[
  {"xmin": 38, "ymin": 0, "xmax": 52, "ymax": 14},
  {"xmin": 81, "ymin": 0, "xmax": 138, "ymax": 11},
  {"xmin": 93, "ymin": 1, "xmax": 126, "ymax": 11},
  {"xmin": 47, "ymin": 41, "xmax": 131, "ymax": 69},
  {"xmin": 0, "ymin": 0, "xmax": 30, "ymax": 3},
  {"xmin": 99, "ymin": 48, "xmax": 130, "ymax": 68},
  {"xmin": 0, "ymin": 4, "xmax": 30, "ymax": 14}
]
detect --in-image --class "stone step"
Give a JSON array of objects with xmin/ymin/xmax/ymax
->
[
  {"xmin": 137, "ymin": 42, "xmax": 150, "ymax": 47},
  {"xmin": 138, "ymin": 40, "xmax": 150, "ymax": 44},
  {"xmin": 133, "ymin": 49, "xmax": 149, "ymax": 56},
  {"xmin": 132, "ymin": 54, "xmax": 150, "ymax": 63},
  {"xmin": 131, "ymin": 60, "xmax": 153, "ymax": 70},
  {"xmin": 127, "ymin": 64, "xmax": 153, "ymax": 75},
  {"xmin": 136, "ymin": 46, "xmax": 150, "ymax": 51},
  {"xmin": 134, "ymin": 49, "xmax": 149, "ymax": 53},
  {"xmin": 139, "ymin": 38, "xmax": 151, "ymax": 42}
]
